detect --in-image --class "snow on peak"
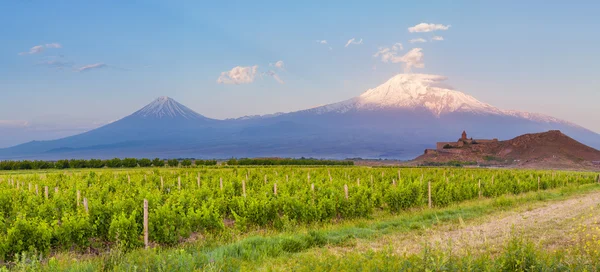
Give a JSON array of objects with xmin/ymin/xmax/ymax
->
[
  {"xmin": 355, "ymin": 74, "xmax": 502, "ymax": 116},
  {"xmin": 303, "ymin": 73, "xmax": 571, "ymax": 125},
  {"xmin": 132, "ymin": 96, "xmax": 206, "ymax": 119}
]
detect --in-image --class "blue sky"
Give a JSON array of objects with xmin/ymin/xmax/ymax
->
[{"xmin": 1, "ymin": 0, "xmax": 599, "ymax": 147}]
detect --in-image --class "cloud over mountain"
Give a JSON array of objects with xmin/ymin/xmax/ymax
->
[{"xmin": 408, "ymin": 23, "xmax": 450, "ymax": 33}]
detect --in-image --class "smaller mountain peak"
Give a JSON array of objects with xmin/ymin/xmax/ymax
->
[{"xmin": 132, "ymin": 96, "xmax": 207, "ymax": 120}]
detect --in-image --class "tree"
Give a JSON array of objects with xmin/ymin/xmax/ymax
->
[
  {"xmin": 226, "ymin": 158, "xmax": 238, "ymax": 165},
  {"xmin": 55, "ymin": 159, "xmax": 70, "ymax": 169},
  {"xmin": 167, "ymin": 159, "xmax": 179, "ymax": 167},
  {"xmin": 181, "ymin": 159, "xmax": 192, "ymax": 167},
  {"xmin": 138, "ymin": 158, "xmax": 152, "ymax": 167},
  {"xmin": 152, "ymin": 158, "xmax": 165, "ymax": 167},
  {"xmin": 106, "ymin": 158, "xmax": 122, "ymax": 168},
  {"xmin": 69, "ymin": 159, "xmax": 87, "ymax": 168},
  {"xmin": 88, "ymin": 159, "xmax": 105, "ymax": 168},
  {"xmin": 122, "ymin": 158, "xmax": 138, "ymax": 168}
]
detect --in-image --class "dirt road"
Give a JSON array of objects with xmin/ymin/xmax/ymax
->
[{"xmin": 335, "ymin": 190, "xmax": 600, "ymax": 255}]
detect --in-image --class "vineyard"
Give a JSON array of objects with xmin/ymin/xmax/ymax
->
[{"xmin": 0, "ymin": 167, "xmax": 598, "ymax": 262}]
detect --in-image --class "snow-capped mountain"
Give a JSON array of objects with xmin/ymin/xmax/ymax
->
[
  {"xmin": 131, "ymin": 96, "xmax": 208, "ymax": 120},
  {"xmin": 0, "ymin": 73, "xmax": 598, "ymax": 160},
  {"xmin": 303, "ymin": 74, "xmax": 575, "ymax": 125},
  {"xmin": 305, "ymin": 74, "xmax": 502, "ymax": 116}
]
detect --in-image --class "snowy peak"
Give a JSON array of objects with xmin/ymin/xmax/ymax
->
[
  {"xmin": 355, "ymin": 74, "xmax": 502, "ymax": 116},
  {"xmin": 131, "ymin": 96, "xmax": 207, "ymax": 120},
  {"xmin": 304, "ymin": 73, "xmax": 572, "ymax": 125}
]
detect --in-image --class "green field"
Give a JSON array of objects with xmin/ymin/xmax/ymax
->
[{"xmin": 0, "ymin": 167, "xmax": 599, "ymax": 271}]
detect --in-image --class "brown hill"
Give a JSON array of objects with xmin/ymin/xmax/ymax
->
[{"xmin": 415, "ymin": 130, "xmax": 600, "ymax": 170}]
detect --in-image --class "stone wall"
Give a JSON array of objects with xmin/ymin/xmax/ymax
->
[
  {"xmin": 437, "ymin": 149, "xmax": 464, "ymax": 154},
  {"xmin": 436, "ymin": 142, "xmax": 457, "ymax": 150},
  {"xmin": 474, "ymin": 139, "xmax": 498, "ymax": 144}
]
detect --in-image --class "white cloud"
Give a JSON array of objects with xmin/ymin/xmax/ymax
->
[
  {"xmin": 45, "ymin": 43, "xmax": 62, "ymax": 48},
  {"xmin": 0, "ymin": 120, "xmax": 29, "ymax": 128},
  {"xmin": 19, "ymin": 43, "xmax": 62, "ymax": 55},
  {"xmin": 345, "ymin": 38, "xmax": 363, "ymax": 47},
  {"xmin": 409, "ymin": 38, "xmax": 427, "ymax": 43},
  {"xmin": 19, "ymin": 45, "xmax": 45, "ymax": 55},
  {"xmin": 432, "ymin": 36, "xmax": 444, "ymax": 41},
  {"xmin": 77, "ymin": 63, "xmax": 106, "ymax": 72},
  {"xmin": 374, "ymin": 47, "xmax": 424, "ymax": 73},
  {"xmin": 373, "ymin": 42, "xmax": 404, "ymax": 63},
  {"xmin": 408, "ymin": 23, "xmax": 450, "ymax": 33},
  {"xmin": 398, "ymin": 48, "xmax": 424, "ymax": 72},
  {"xmin": 316, "ymin": 40, "xmax": 332, "ymax": 50},
  {"xmin": 265, "ymin": 70, "xmax": 285, "ymax": 84},
  {"xmin": 270, "ymin": 60, "xmax": 285, "ymax": 70},
  {"xmin": 217, "ymin": 65, "xmax": 259, "ymax": 84}
]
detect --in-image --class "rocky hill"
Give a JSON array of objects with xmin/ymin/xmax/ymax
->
[{"xmin": 415, "ymin": 130, "xmax": 600, "ymax": 170}]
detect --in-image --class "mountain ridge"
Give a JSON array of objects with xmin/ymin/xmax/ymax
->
[{"xmin": 0, "ymin": 73, "xmax": 598, "ymax": 160}]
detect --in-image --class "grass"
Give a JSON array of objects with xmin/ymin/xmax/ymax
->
[{"xmin": 4, "ymin": 183, "xmax": 599, "ymax": 271}]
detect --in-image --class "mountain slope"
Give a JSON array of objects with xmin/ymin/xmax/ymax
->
[
  {"xmin": 0, "ymin": 74, "xmax": 599, "ymax": 160},
  {"xmin": 0, "ymin": 97, "xmax": 226, "ymax": 157}
]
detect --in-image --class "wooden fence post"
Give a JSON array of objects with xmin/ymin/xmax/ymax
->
[
  {"xmin": 83, "ymin": 198, "xmax": 89, "ymax": 213},
  {"xmin": 392, "ymin": 179, "xmax": 396, "ymax": 187},
  {"xmin": 344, "ymin": 184, "xmax": 349, "ymax": 200},
  {"xmin": 428, "ymin": 181, "xmax": 432, "ymax": 208},
  {"xmin": 160, "ymin": 176, "xmax": 164, "ymax": 191},
  {"xmin": 242, "ymin": 179, "xmax": 246, "ymax": 197},
  {"xmin": 128, "ymin": 175, "xmax": 131, "ymax": 184},
  {"xmin": 44, "ymin": 186, "xmax": 49, "ymax": 199},
  {"xmin": 77, "ymin": 190, "xmax": 81, "ymax": 206},
  {"xmin": 311, "ymin": 183, "xmax": 315, "ymax": 192},
  {"xmin": 197, "ymin": 175, "xmax": 201, "ymax": 188},
  {"xmin": 28, "ymin": 183, "xmax": 31, "ymax": 192},
  {"xmin": 286, "ymin": 175, "xmax": 289, "ymax": 183},
  {"xmin": 274, "ymin": 183, "xmax": 277, "ymax": 195},
  {"xmin": 357, "ymin": 178, "xmax": 360, "ymax": 186},
  {"xmin": 398, "ymin": 170, "xmax": 401, "ymax": 181},
  {"xmin": 220, "ymin": 177, "xmax": 223, "ymax": 190},
  {"xmin": 35, "ymin": 184, "xmax": 38, "ymax": 195},
  {"xmin": 478, "ymin": 179, "xmax": 482, "ymax": 199},
  {"xmin": 144, "ymin": 199, "xmax": 149, "ymax": 249},
  {"xmin": 264, "ymin": 175, "xmax": 267, "ymax": 184}
]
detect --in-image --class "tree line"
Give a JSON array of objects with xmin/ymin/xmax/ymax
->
[
  {"xmin": 0, "ymin": 158, "xmax": 217, "ymax": 170},
  {"xmin": 226, "ymin": 158, "xmax": 354, "ymax": 166}
]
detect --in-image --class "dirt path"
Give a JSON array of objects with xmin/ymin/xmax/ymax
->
[{"xmin": 334, "ymin": 190, "xmax": 600, "ymax": 255}]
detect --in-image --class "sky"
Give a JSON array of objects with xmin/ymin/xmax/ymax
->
[{"xmin": 1, "ymin": 0, "xmax": 599, "ymax": 147}]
